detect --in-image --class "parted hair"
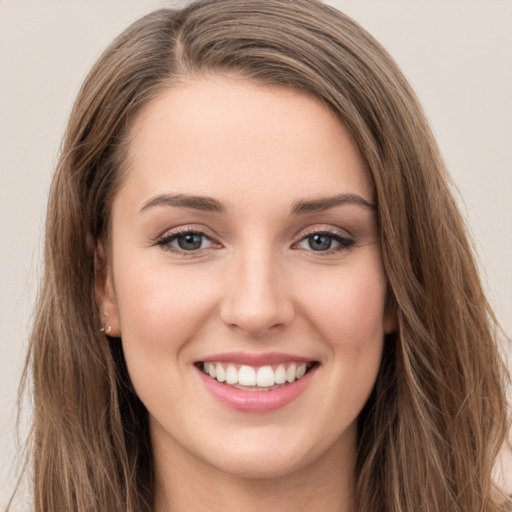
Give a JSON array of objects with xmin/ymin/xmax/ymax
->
[{"xmin": 16, "ymin": 1, "xmax": 509, "ymax": 511}]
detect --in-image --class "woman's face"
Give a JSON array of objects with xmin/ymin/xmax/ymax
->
[{"xmin": 98, "ymin": 76, "xmax": 394, "ymax": 478}]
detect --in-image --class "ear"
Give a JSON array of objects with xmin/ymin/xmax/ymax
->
[
  {"xmin": 383, "ymin": 291, "xmax": 398, "ymax": 335},
  {"xmin": 94, "ymin": 240, "xmax": 121, "ymax": 337},
  {"xmin": 383, "ymin": 310, "xmax": 397, "ymax": 335}
]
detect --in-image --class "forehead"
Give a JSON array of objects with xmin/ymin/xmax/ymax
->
[{"xmin": 117, "ymin": 76, "xmax": 373, "ymax": 213}]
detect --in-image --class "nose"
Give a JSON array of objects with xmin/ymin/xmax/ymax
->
[{"xmin": 219, "ymin": 246, "xmax": 294, "ymax": 336}]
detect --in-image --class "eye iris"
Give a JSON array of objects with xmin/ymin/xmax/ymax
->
[
  {"xmin": 177, "ymin": 233, "xmax": 203, "ymax": 250},
  {"xmin": 308, "ymin": 234, "xmax": 332, "ymax": 251}
]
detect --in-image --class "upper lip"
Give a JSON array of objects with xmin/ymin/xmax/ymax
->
[{"xmin": 198, "ymin": 351, "xmax": 316, "ymax": 366}]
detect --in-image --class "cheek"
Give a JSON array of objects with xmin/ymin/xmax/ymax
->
[
  {"xmin": 112, "ymin": 252, "xmax": 221, "ymax": 357},
  {"xmin": 112, "ymin": 256, "xmax": 222, "ymax": 418},
  {"xmin": 296, "ymin": 256, "xmax": 387, "ymax": 394},
  {"xmin": 300, "ymin": 259, "xmax": 387, "ymax": 347}
]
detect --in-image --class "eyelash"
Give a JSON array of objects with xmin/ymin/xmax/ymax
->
[
  {"xmin": 155, "ymin": 227, "xmax": 218, "ymax": 255},
  {"xmin": 155, "ymin": 226, "xmax": 355, "ymax": 255},
  {"xmin": 294, "ymin": 228, "xmax": 355, "ymax": 254}
]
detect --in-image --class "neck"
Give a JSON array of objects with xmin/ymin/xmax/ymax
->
[{"xmin": 152, "ymin": 427, "xmax": 357, "ymax": 512}]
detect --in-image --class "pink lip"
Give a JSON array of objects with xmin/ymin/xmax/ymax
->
[
  {"xmin": 199, "ymin": 351, "xmax": 313, "ymax": 366},
  {"xmin": 196, "ymin": 364, "xmax": 318, "ymax": 413}
]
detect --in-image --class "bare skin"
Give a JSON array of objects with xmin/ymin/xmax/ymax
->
[{"xmin": 97, "ymin": 76, "xmax": 394, "ymax": 511}]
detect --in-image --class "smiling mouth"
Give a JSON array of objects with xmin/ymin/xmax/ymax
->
[{"xmin": 196, "ymin": 361, "xmax": 319, "ymax": 391}]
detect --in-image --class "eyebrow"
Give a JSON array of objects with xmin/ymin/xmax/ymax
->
[
  {"xmin": 291, "ymin": 193, "xmax": 375, "ymax": 214},
  {"xmin": 140, "ymin": 193, "xmax": 225, "ymax": 214},
  {"xmin": 139, "ymin": 192, "xmax": 375, "ymax": 215}
]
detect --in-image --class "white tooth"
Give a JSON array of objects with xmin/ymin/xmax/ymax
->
[
  {"xmin": 256, "ymin": 366, "xmax": 274, "ymax": 387},
  {"xmin": 208, "ymin": 363, "xmax": 216, "ymax": 379},
  {"xmin": 225, "ymin": 364, "xmax": 238, "ymax": 385},
  {"xmin": 296, "ymin": 363, "xmax": 306, "ymax": 379},
  {"xmin": 216, "ymin": 363, "xmax": 225, "ymax": 382},
  {"xmin": 238, "ymin": 365, "xmax": 256, "ymax": 386},
  {"xmin": 274, "ymin": 365, "xmax": 287, "ymax": 384},
  {"xmin": 286, "ymin": 363, "xmax": 296, "ymax": 383}
]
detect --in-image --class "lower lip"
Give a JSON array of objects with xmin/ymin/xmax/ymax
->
[{"xmin": 197, "ymin": 365, "xmax": 317, "ymax": 413}]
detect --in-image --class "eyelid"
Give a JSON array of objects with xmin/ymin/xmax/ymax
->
[
  {"xmin": 154, "ymin": 225, "xmax": 222, "ymax": 253},
  {"xmin": 292, "ymin": 225, "xmax": 355, "ymax": 253},
  {"xmin": 152, "ymin": 223, "xmax": 354, "ymax": 255},
  {"xmin": 297, "ymin": 224, "xmax": 353, "ymax": 239}
]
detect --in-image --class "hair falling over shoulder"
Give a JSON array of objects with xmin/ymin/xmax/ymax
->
[{"xmin": 11, "ymin": 1, "xmax": 510, "ymax": 511}]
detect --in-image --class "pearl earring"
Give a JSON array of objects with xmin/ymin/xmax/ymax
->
[{"xmin": 100, "ymin": 311, "xmax": 112, "ymax": 334}]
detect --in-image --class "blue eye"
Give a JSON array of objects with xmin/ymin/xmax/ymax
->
[
  {"xmin": 307, "ymin": 234, "xmax": 333, "ymax": 251},
  {"xmin": 175, "ymin": 233, "xmax": 205, "ymax": 250},
  {"xmin": 296, "ymin": 231, "xmax": 354, "ymax": 252},
  {"xmin": 157, "ymin": 230, "xmax": 214, "ymax": 252}
]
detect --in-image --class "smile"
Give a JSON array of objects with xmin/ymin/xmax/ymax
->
[
  {"xmin": 195, "ymin": 355, "xmax": 319, "ymax": 412},
  {"xmin": 199, "ymin": 362, "xmax": 315, "ymax": 390}
]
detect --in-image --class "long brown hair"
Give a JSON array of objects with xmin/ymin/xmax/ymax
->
[{"xmin": 16, "ymin": 1, "xmax": 509, "ymax": 510}]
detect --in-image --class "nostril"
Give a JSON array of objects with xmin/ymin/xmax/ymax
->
[
  {"xmin": 220, "ymin": 301, "xmax": 294, "ymax": 336},
  {"xmin": 219, "ymin": 265, "xmax": 295, "ymax": 335}
]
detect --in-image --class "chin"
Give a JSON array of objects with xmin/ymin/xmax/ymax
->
[
  {"xmin": 209, "ymin": 450, "xmax": 310, "ymax": 480},
  {"xmin": 197, "ymin": 426, "xmax": 341, "ymax": 480}
]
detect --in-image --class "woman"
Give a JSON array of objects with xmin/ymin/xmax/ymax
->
[{"xmin": 12, "ymin": 0, "xmax": 509, "ymax": 510}]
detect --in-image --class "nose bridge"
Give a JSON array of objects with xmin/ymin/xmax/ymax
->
[{"xmin": 220, "ymin": 237, "xmax": 293, "ymax": 335}]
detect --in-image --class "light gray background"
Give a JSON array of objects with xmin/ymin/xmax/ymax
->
[{"xmin": 1, "ymin": 1, "xmax": 511, "ymax": 507}]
